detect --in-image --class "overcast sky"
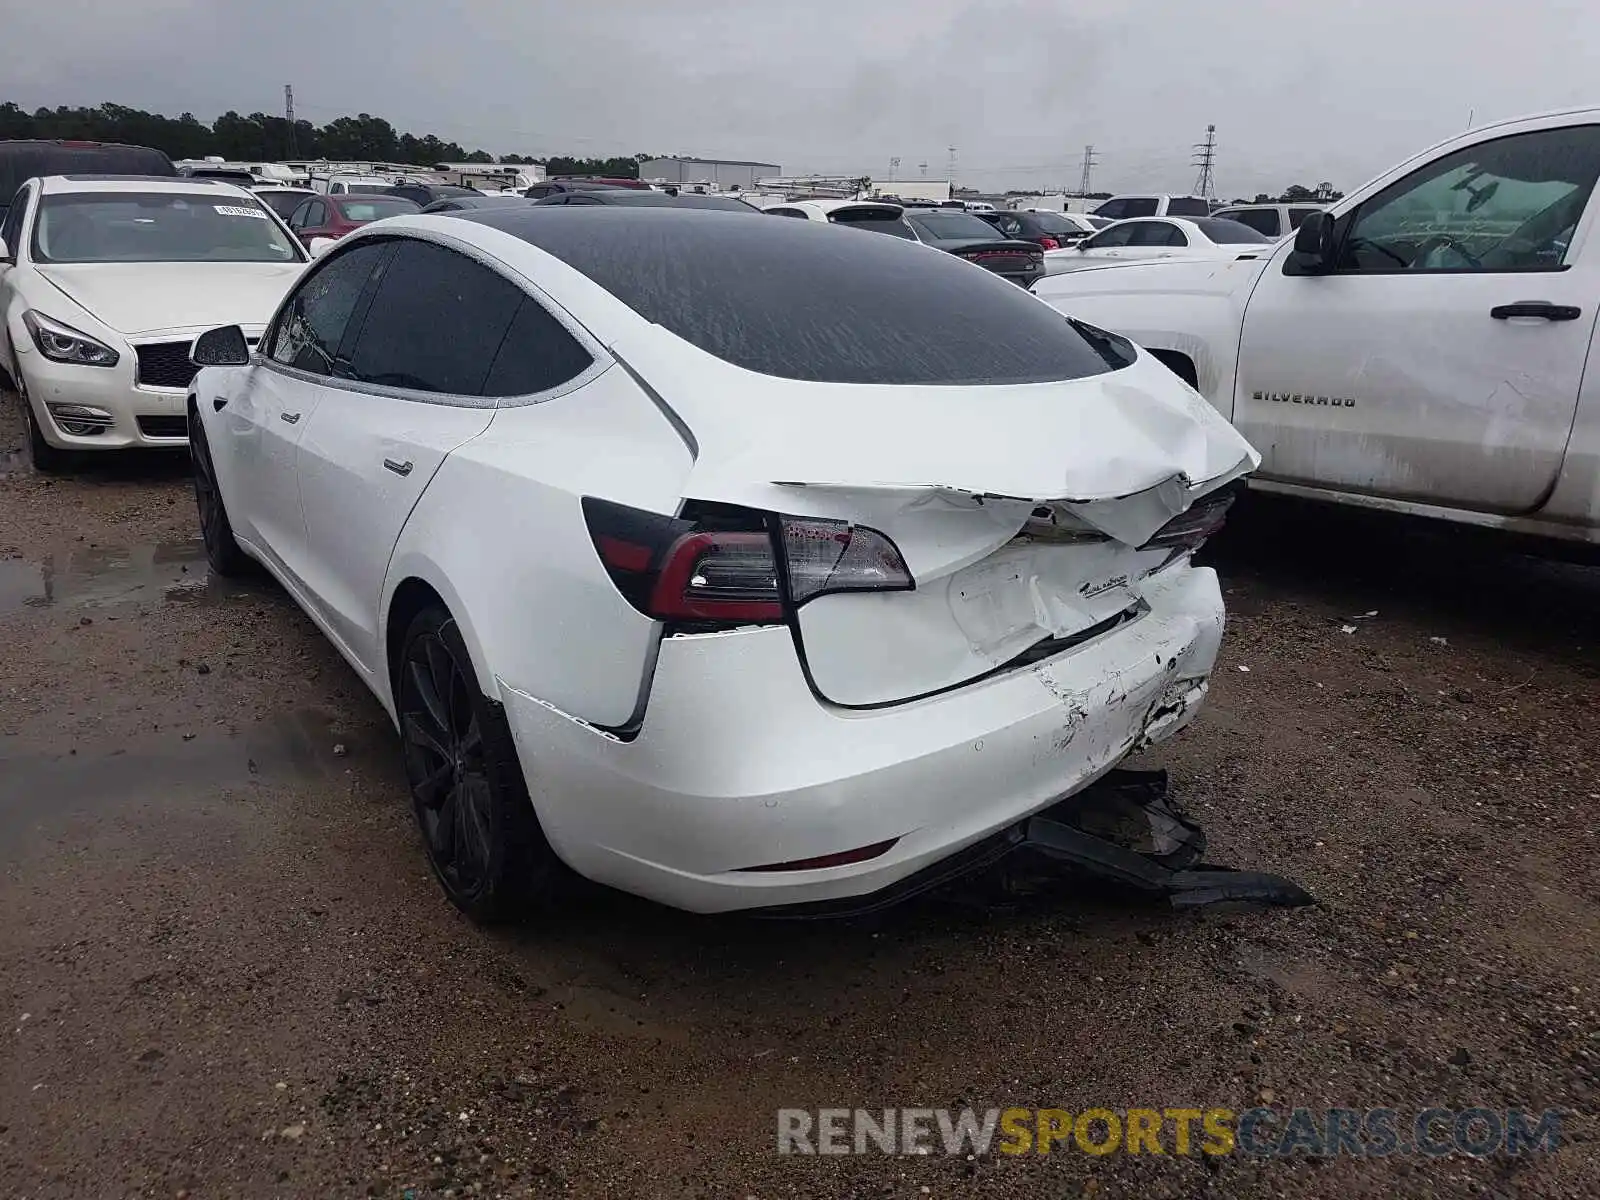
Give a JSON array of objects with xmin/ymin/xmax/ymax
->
[{"xmin": 4, "ymin": 0, "xmax": 1598, "ymax": 196}]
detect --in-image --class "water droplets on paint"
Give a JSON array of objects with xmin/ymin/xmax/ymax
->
[{"xmin": 0, "ymin": 540, "xmax": 230, "ymax": 614}]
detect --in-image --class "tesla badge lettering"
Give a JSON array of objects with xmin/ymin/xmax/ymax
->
[
  {"xmin": 1080, "ymin": 574, "xmax": 1129, "ymax": 599},
  {"xmin": 1253, "ymin": 390, "xmax": 1356, "ymax": 408}
]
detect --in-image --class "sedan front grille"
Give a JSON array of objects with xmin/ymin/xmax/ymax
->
[
  {"xmin": 136, "ymin": 415, "xmax": 189, "ymax": 439},
  {"xmin": 135, "ymin": 342, "xmax": 199, "ymax": 390}
]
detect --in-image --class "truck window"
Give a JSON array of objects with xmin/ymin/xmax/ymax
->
[
  {"xmin": 1338, "ymin": 124, "xmax": 1600, "ymax": 273},
  {"xmin": 1223, "ymin": 208, "xmax": 1282, "ymax": 237},
  {"xmin": 1165, "ymin": 197, "xmax": 1211, "ymax": 217}
]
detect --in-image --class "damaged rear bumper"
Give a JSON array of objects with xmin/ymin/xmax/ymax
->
[{"xmin": 501, "ymin": 564, "xmax": 1229, "ymax": 915}]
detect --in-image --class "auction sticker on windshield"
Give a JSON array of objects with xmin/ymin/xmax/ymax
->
[{"xmin": 215, "ymin": 205, "xmax": 268, "ymax": 218}]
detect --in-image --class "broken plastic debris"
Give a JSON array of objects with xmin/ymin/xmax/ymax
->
[
  {"xmin": 1237, "ymin": 665, "xmax": 1250, "ymax": 672},
  {"xmin": 1012, "ymin": 770, "xmax": 1314, "ymax": 910},
  {"xmin": 1340, "ymin": 625, "xmax": 1357, "ymax": 634}
]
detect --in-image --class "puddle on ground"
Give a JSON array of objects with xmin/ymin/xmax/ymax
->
[
  {"xmin": 0, "ymin": 539, "xmax": 244, "ymax": 614},
  {"xmin": 0, "ymin": 709, "xmax": 394, "ymax": 853}
]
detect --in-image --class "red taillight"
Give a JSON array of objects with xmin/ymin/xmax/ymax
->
[
  {"xmin": 1038, "ymin": 236, "xmax": 1060, "ymax": 251},
  {"xmin": 1138, "ymin": 485, "xmax": 1240, "ymax": 553},
  {"xmin": 582, "ymin": 498, "xmax": 913, "ymax": 627}
]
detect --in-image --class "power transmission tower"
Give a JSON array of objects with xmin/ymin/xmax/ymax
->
[
  {"xmin": 1192, "ymin": 124, "xmax": 1218, "ymax": 199},
  {"xmin": 284, "ymin": 84, "xmax": 298, "ymax": 157},
  {"xmin": 889, "ymin": 156, "xmax": 900, "ymax": 182},
  {"xmin": 1078, "ymin": 144, "xmax": 1098, "ymax": 196},
  {"xmin": 918, "ymin": 161, "xmax": 928, "ymax": 177}
]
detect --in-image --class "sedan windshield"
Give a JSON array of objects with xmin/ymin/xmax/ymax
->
[
  {"xmin": 907, "ymin": 210, "xmax": 1005, "ymax": 240},
  {"xmin": 32, "ymin": 192, "xmax": 302, "ymax": 263}
]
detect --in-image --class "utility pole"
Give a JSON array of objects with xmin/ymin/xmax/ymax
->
[
  {"xmin": 1078, "ymin": 144, "xmax": 1098, "ymax": 196},
  {"xmin": 918, "ymin": 161, "xmax": 928, "ymax": 178},
  {"xmin": 889, "ymin": 156, "xmax": 900, "ymax": 182},
  {"xmin": 947, "ymin": 145, "xmax": 957, "ymax": 186},
  {"xmin": 1192, "ymin": 123, "xmax": 1218, "ymax": 200},
  {"xmin": 284, "ymin": 84, "xmax": 297, "ymax": 157}
]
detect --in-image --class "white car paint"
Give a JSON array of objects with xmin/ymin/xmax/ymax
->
[
  {"xmin": 1042, "ymin": 216, "xmax": 1273, "ymax": 276},
  {"xmin": 190, "ymin": 209, "xmax": 1256, "ymax": 915},
  {"xmin": 1033, "ymin": 106, "xmax": 1600, "ymax": 543},
  {"xmin": 0, "ymin": 175, "xmax": 307, "ymax": 456}
]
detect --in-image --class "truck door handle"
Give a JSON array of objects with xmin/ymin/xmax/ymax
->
[
  {"xmin": 383, "ymin": 458, "xmax": 413, "ymax": 477},
  {"xmin": 280, "ymin": 411, "xmax": 301, "ymax": 424},
  {"xmin": 1490, "ymin": 301, "xmax": 1581, "ymax": 321}
]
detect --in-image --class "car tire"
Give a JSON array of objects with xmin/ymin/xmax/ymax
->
[
  {"xmin": 17, "ymin": 369, "xmax": 69, "ymax": 474},
  {"xmin": 187, "ymin": 405, "xmax": 255, "ymax": 577},
  {"xmin": 397, "ymin": 605, "xmax": 561, "ymax": 922}
]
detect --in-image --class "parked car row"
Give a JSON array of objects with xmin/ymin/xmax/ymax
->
[{"xmin": 9, "ymin": 107, "xmax": 1600, "ymax": 926}]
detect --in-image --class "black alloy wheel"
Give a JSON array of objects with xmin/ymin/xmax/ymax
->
[{"xmin": 397, "ymin": 606, "xmax": 557, "ymax": 921}]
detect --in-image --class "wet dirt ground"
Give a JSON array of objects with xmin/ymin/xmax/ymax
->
[{"xmin": 1, "ymin": 385, "xmax": 1597, "ymax": 1199}]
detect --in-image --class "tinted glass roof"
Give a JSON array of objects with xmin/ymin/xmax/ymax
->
[{"xmin": 456, "ymin": 207, "xmax": 1123, "ymax": 386}]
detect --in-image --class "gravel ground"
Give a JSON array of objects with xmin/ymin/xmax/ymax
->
[{"xmin": 1, "ymin": 385, "xmax": 1596, "ymax": 1199}]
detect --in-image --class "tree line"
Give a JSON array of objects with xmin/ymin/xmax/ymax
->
[{"xmin": 0, "ymin": 101, "xmax": 651, "ymax": 179}]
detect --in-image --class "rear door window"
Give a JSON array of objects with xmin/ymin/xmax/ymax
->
[
  {"xmin": 1288, "ymin": 208, "xmax": 1320, "ymax": 230},
  {"xmin": 1128, "ymin": 221, "xmax": 1187, "ymax": 247},
  {"xmin": 343, "ymin": 239, "xmax": 525, "ymax": 395},
  {"xmin": 1165, "ymin": 197, "xmax": 1211, "ymax": 217},
  {"xmin": 1121, "ymin": 198, "xmax": 1160, "ymax": 218},
  {"xmin": 482, "ymin": 300, "xmax": 594, "ymax": 397}
]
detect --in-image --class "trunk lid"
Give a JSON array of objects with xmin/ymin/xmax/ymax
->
[{"xmin": 615, "ymin": 327, "xmax": 1258, "ymax": 706}]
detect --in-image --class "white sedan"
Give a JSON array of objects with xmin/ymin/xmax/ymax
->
[
  {"xmin": 186, "ymin": 207, "xmax": 1258, "ymax": 920},
  {"xmin": 0, "ymin": 175, "xmax": 307, "ymax": 469},
  {"xmin": 1042, "ymin": 215, "xmax": 1273, "ymax": 275}
]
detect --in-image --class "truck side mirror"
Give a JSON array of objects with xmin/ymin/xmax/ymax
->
[{"xmin": 1288, "ymin": 210, "xmax": 1337, "ymax": 274}]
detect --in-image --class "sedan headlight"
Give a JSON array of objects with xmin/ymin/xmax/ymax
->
[{"xmin": 22, "ymin": 310, "xmax": 120, "ymax": 368}]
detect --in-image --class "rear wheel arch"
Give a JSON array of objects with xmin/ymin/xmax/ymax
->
[
  {"xmin": 1147, "ymin": 348, "xmax": 1199, "ymax": 390},
  {"xmin": 383, "ymin": 572, "xmax": 499, "ymax": 716}
]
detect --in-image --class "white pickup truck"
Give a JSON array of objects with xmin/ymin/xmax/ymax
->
[{"xmin": 1034, "ymin": 107, "xmax": 1600, "ymax": 546}]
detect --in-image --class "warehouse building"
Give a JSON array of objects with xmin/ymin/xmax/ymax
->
[{"xmin": 638, "ymin": 156, "xmax": 781, "ymax": 189}]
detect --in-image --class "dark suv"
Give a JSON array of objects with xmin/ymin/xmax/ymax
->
[{"xmin": 0, "ymin": 139, "xmax": 174, "ymax": 224}]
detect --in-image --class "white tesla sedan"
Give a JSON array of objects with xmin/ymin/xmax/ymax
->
[
  {"xmin": 185, "ymin": 207, "xmax": 1258, "ymax": 921},
  {"xmin": 1042, "ymin": 215, "xmax": 1273, "ymax": 275},
  {"xmin": 0, "ymin": 175, "xmax": 307, "ymax": 469}
]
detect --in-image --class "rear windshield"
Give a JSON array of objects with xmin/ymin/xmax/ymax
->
[
  {"xmin": 1195, "ymin": 217, "xmax": 1271, "ymax": 244},
  {"xmin": 470, "ymin": 208, "xmax": 1130, "ymax": 385},
  {"xmin": 828, "ymin": 208, "xmax": 915, "ymax": 238},
  {"xmin": 1165, "ymin": 197, "xmax": 1211, "ymax": 217},
  {"xmin": 906, "ymin": 210, "xmax": 1003, "ymax": 240},
  {"xmin": 1025, "ymin": 212, "xmax": 1080, "ymax": 234},
  {"xmin": 31, "ymin": 191, "xmax": 302, "ymax": 263},
  {"xmin": 337, "ymin": 197, "xmax": 421, "ymax": 221}
]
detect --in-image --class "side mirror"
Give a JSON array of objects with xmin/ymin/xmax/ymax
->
[
  {"xmin": 307, "ymin": 236, "xmax": 336, "ymax": 258},
  {"xmin": 191, "ymin": 325, "xmax": 252, "ymax": 368},
  {"xmin": 1288, "ymin": 210, "xmax": 1337, "ymax": 274}
]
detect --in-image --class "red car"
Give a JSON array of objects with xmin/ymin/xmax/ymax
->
[{"xmin": 284, "ymin": 193, "xmax": 420, "ymax": 245}]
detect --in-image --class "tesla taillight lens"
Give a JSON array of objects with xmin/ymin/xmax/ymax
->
[
  {"xmin": 583, "ymin": 498, "xmax": 913, "ymax": 626},
  {"xmin": 1138, "ymin": 485, "xmax": 1241, "ymax": 553}
]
